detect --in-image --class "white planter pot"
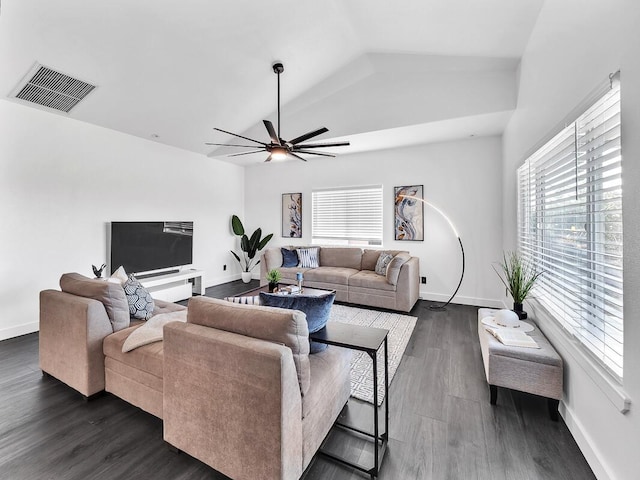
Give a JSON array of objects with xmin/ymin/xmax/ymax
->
[{"xmin": 241, "ymin": 272, "xmax": 253, "ymax": 283}]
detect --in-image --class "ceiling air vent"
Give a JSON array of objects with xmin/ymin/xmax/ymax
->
[{"xmin": 12, "ymin": 63, "xmax": 96, "ymax": 113}]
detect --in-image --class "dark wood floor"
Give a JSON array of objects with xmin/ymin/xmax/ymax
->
[{"xmin": 0, "ymin": 281, "xmax": 595, "ymax": 480}]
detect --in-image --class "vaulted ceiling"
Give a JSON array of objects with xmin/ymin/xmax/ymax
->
[{"xmin": 0, "ymin": 0, "xmax": 544, "ymax": 165}]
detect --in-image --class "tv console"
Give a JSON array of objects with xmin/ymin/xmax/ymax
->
[{"xmin": 138, "ymin": 269, "xmax": 204, "ymax": 303}]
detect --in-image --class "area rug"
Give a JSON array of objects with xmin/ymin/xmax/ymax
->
[{"xmin": 328, "ymin": 304, "xmax": 417, "ymax": 405}]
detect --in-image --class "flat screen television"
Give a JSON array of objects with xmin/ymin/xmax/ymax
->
[{"xmin": 110, "ymin": 221, "xmax": 193, "ymax": 275}]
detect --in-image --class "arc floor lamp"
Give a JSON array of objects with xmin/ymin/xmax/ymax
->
[{"xmin": 399, "ymin": 195, "xmax": 465, "ymax": 311}]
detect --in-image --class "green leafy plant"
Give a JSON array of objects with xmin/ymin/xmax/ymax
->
[
  {"xmin": 266, "ymin": 268, "xmax": 282, "ymax": 284},
  {"xmin": 493, "ymin": 251, "xmax": 543, "ymax": 304},
  {"xmin": 230, "ymin": 215, "xmax": 273, "ymax": 272}
]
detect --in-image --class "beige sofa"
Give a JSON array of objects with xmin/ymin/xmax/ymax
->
[
  {"xmin": 40, "ymin": 275, "xmax": 351, "ymax": 480},
  {"xmin": 260, "ymin": 246, "xmax": 420, "ymax": 312}
]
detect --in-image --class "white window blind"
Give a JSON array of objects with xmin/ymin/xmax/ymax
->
[
  {"xmin": 517, "ymin": 82, "xmax": 623, "ymax": 379},
  {"xmin": 312, "ymin": 185, "xmax": 383, "ymax": 245}
]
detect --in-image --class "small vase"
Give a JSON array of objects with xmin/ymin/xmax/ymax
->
[
  {"xmin": 268, "ymin": 282, "xmax": 278, "ymax": 293},
  {"xmin": 241, "ymin": 272, "xmax": 253, "ymax": 283},
  {"xmin": 513, "ymin": 302, "xmax": 528, "ymax": 320}
]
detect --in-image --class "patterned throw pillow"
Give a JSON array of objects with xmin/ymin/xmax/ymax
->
[
  {"xmin": 297, "ymin": 247, "xmax": 320, "ymax": 268},
  {"xmin": 123, "ymin": 274, "xmax": 155, "ymax": 320},
  {"xmin": 281, "ymin": 248, "xmax": 299, "ymax": 268},
  {"xmin": 375, "ymin": 252, "xmax": 394, "ymax": 276},
  {"xmin": 223, "ymin": 295, "xmax": 261, "ymax": 305}
]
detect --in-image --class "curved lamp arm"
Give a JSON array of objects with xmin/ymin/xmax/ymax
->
[{"xmin": 400, "ymin": 195, "xmax": 465, "ymax": 310}]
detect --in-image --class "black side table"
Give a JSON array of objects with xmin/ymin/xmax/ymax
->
[{"xmin": 310, "ymin": 321, "xmax": 389, "ymax": 479}]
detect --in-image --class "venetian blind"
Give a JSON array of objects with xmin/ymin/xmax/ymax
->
[
  {"xmin": 517, "ymin": 82, "xmax": 623, "ymax": 378},
  {"xmin": 312, "ymin": 185, "xmax": 383, "ymax": 245}
]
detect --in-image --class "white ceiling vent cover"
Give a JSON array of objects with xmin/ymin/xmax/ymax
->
[{"xmin": 12, "ymin": 63, "xmax": 96, "ymax": 113}]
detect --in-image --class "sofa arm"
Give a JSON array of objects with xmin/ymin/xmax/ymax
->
[
  {"xmin": 163, "ymin": 322, "xmax": 303, "ymax": 480},
  {"xmin": 395, "ymin": 257, "xmax": 420, "ymax": 312},
  {"xmin": 39, "ymin": 290, "xmax": 114, "ymax": 397}
]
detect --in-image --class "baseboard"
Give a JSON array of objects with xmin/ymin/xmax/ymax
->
[
  {"xmin": 419, "ymin": 289, "xmax": 504, "ymax": 308},
  {"xmin": 560, "ymin": 402, "xmax": 613, "ymax": 480},
  {"xmin": 0, "ymin": 321, "xmax": 39, "ymax": 341}
]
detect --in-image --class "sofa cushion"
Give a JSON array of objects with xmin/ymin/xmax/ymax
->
[
  {"xmin": 278, "ymin": 267, "xmax": 313, "ymax": 282},
  {"xmin": 260, "ymin": 292, "xmax": 336, "ymax": 353},
  {"xmin": 361, "ymin": 249, "xmax": 381, "ymax": 271},
  {"xmin": 297, "ymin": 247, "xmax": 320, "ymax": 268},
  {"xmin": 348, "ymin": 270, "xmax": 397, "ymax": 291},
  {"xmin": 303, "ymin": 266, "xmax": 359, "ymax": 285},
  {"xmin": 264, "ymin": 247, "xmax": 283, "ymax": 270},
  {"xmin": 319, "ymin": 247, "xmax": 362, "ymax": 270},
  {"xmin": 60, "ymin": 272, "xmax": 130, "ymax": 332},
  {"xmin": 386, "ymin": 252, "xmax": 412, "ymax": 285},
  {"xmin": 375, "ymin": 252, "xmax": 394, "ymax": 275},
  {"xmin": 123, "ymin": 275, "xmax": 155, "ymax": 320},
  {"xmin": 281, "ymin": 248, "xmax": 299, "ymax": 267},
  {"xmin": 187, "ymin": 296, "xmax": 311, "ymax": 395},
  {"xmin": 103, "ymin": 324, "xmax": 164, "ymax": 378}
]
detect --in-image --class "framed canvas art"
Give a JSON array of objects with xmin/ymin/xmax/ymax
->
[
  {"xmin": 282, "ymin": 193, "xmax": 302, "ymax": 238},
  {"xmin": 394, "ymin": 185, "xmax": 424, "ymax": 241}
]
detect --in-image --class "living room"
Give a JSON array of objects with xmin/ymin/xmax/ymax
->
[{"xmin": 1, "ymin": 1, "xmax": 639, "ymax": 479}]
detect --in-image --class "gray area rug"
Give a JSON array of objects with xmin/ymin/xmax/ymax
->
[{"xmin": 328, "ymin": 304, "xmax": 417, "ymax": 405}]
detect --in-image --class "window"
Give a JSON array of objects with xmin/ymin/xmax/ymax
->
[
  {"xmin": 517, "ymin": 81, "xmax": 623, "ymax": 379},
  {"xmin": 312, "ymin": 185, "xmax": 383, "ymax": 246}
]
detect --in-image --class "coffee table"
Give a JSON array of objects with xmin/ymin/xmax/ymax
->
[{"xmin": 238, "ymin": 284, "xmax": 335, "ymax": 297}]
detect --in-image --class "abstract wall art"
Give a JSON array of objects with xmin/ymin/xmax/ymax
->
[
  {"xmin": 394, "ymin": 185, "xmax": 424, "ymax": 241},
  {"xmin": 282, "ymin": 193, "xmax": 302, "ymax": 238}
]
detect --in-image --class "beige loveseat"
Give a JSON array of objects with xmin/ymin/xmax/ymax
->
[
  {"xmin": 40, "ymin": 274, "xmax": 351, "ymax": 480},
  {"xmin": 260, "ymin": 246, "xmax": 420, "ymax": 312}
]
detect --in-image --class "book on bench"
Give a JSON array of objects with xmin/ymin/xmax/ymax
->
[{"xmin": 485, "ymin": 327, "xmax": 540, "ymax": 349}]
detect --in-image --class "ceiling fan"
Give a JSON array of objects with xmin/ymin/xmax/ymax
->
[{"xmin": 206, "ymin": 62, "xmax": 349, "ymax": 162}]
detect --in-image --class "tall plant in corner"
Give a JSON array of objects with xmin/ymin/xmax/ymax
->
[
  {"xmin": 493, "ymin": 251, "xmax": 543, "ymax": 319},
  {"xmin": 230, "ymin": 215, "xmax": 273, "ymax": 280}
]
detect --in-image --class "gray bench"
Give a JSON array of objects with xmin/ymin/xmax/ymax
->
[{"xmin": 477, "ymin": 308, "xmax": 563, "ymax": 420}]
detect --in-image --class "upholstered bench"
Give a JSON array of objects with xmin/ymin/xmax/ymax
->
[{"xmin": 477, "ymin": 308, "xmax": 563, "ymax": 420}]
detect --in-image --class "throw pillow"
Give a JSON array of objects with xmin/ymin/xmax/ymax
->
[
  {"xmin": 386, "ymin": 252, "xmax": 412, "ymax": 285},
  {"xmin": 109, "ymin": 266, "xmax": 128, "ymax": 284},
  {"xmin": 259, "ymin": 292, "xmax": 336, "ymax": 353},
  {"xmin": 123, "ymin": 274, "xmax": 155, "ymax": 320},
  {"xmin": 223, "ymin": 295, "xmax": 261, "ymax": 305},
  {"xmin": 297, "ymin": 247, "xmax": 319, "ymax": 268},
  {"xmin": 281, "ymin": 248, "xmax": 299, "ymax": 268},
  {"xmin": 375, "ymin": 252, "xmax": 394, "ymax": 276}
]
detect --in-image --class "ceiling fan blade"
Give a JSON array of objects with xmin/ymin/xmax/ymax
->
[
  {"xmin": 287, "ymin": 152, "xmax": 307, "ymax": 162},
  {"xmin": 293, "ymin": 141, "xmax": 350, "ymax": 149},
  {"xmin": 205, "ymin": 142, "xmax": 263, "ymax": 148},
  {"xmin": 288, "ymin": 127, "xmax": 329, "ymax": 145},
  {"xmin": 263, "ymin": 120, "xmax": 280, "ymax": 145},
  {"xmin": 294, "ymin": 149, "xmax": 336, "ymax": 157},
  {"xmin": 264, "ymin": 154, "xmax": 272, "ymax": 162},
  {"xmin": 214, "ymin": 127, "xmax": 267, "ymax": 146},
  {"xmin": 228, "ymin": 149, "xmax": 266, "ymax": 157}
]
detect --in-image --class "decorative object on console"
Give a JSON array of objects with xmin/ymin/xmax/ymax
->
[
  {"xmin": 493, "ymin": 251, "xmax": 543, "ymax": 320},
  {"xmin": 398, "ymin": 194, "xmax": 465, "ymax": 311},
  {"xmin": 265, "ymin": 268, "xmax": 282, "ymax": 292},
  {"xmin": 281, "ymin": 247, "xmax": 299, "ymax": 267},
  {"xmin": 230, "ymin": 214, "xmax": 273, "ymax": 283},
  {"xmin": 92, "ymin": 263, "xmax": 106, "ymax": 278},
  {"xmin": 394, "ymin": 185, "xmax": 424, "ymax": 241},
  {"xmin": 282, "ymin": 193, "xmax": 302, "ymax": 238},
  {"xmin": 123, "ymin": 274, "xmax": 155, "ymax": 320},
  {"xmin": 206, "ymin": 62, "xmax": 350, "ymax": 163}
]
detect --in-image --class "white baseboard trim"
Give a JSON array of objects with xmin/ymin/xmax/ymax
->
[
  {"xmin": 560, "ymin": 402, "xmax": 613, "ymax": 480},
  {"xmin": 0, "ymin": 321, "xmax": 39, "ymax": 341},
  {"xmin": 419, "ymin": 289, "xmax": 504, "ymax": 308}
]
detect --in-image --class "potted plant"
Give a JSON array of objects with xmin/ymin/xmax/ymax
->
[
  {"xmin": 230, "ymin": 215, "xmax": 273, "ymax": 283},
  {"xmin": 266, "ymin": 268, "xmax": 282, "ymax": 292},
  {"xmin": 493, "ymin": 251, "xmax": 543, "ymax": 319}
]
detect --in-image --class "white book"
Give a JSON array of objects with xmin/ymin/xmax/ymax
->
[{"xmin": 485, "ymin": 327, "xmax": 540, "ymax": 349}]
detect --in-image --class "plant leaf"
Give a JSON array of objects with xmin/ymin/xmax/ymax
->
[
  {"xmin": 231, "ymin": 215, "xmax": 245, "ymax": 236},
  {"xmin": 258, "ymin": 233, "xmax": 273, "ymax": 250}
]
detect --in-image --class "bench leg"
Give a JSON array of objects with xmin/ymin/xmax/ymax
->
[
  {"xmin": 490, "ymin": 385, "xmax": 497, "ymax": 405},
  {"xmin": 548, "ymin": 398, "xmax": 559, "ymax": 421}
]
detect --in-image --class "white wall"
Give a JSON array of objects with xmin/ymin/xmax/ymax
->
[
  {"xmin": 0, "ymin": 99, "xmax": 244, "ymax": 340},
  {"xmin": 244, "ymin": 136, "xmax": 505, "ymax": 307},
  {"xmin": 502, "ymin": 1, "xmax": 640, "ymax": 479}
]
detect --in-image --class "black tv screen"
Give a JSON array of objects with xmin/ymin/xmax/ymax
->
[{"xmin": 110, "ymin": 221, "xmax": 193, "ymax": 274}]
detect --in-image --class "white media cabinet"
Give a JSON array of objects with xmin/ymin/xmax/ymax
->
[{"xmin": 138, "ymin": 269, "xmax": 205, "ymax": 303}]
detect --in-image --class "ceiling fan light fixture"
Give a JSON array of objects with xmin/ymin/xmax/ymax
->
[{"xmin": 270, "ymin": 147, "xmax": 288, "ymax": 160}]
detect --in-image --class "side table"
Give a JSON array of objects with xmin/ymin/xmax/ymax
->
[{"xmin": 310, "ymin": 322, "xmax": 389, "ymax": 479}]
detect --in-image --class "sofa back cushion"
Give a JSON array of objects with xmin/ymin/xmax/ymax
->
[
  {"xmin": 386, "ymin": 252, "xmax": 412, "ymax": 285},
  {"xmin": 320, "ymin": 247, "xmax": 362, "ymax": 270},
  {"xmin": 264, "ymin": 247, "xmax": 283, "ymax": 270},
  {"xmin": 187, "ymin": 296, "xmax": 311, "ymax": 395},
  {"xmin": 59, "ymin": 272, "xmax": 130, "ymax": 332},
  {"xmin": 362, "ymin": 249, "xmax": 381, "ymax": 271}
]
